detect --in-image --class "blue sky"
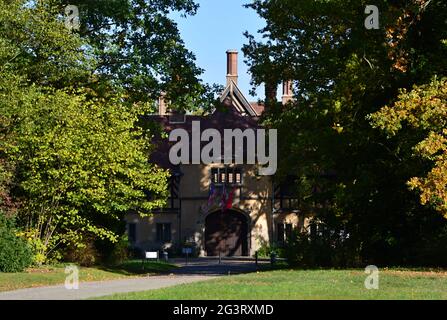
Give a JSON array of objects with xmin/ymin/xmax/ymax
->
[{"xmin": 172, "ymin": 1, "xmax": 266, "ymax": 101}]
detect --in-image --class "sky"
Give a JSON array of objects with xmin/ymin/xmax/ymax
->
[{"xmin": 171, "ymin": 1, "xmax": 266, "ymax": 101}]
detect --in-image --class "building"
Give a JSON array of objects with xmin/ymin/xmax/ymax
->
[{"xmin": 125, "ymin": 50, "xmax": 309, "ymax": 257}]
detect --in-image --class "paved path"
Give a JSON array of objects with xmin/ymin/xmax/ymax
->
[
  {"xmin": 0, "ymin": 258, "xmax": 264, "ymax": 300},
  {"xmin": 170, "ymin": 257, "xmax": 267, "ymax": 275},
  {"xmin": 0, "ymin": 275, "xmax": 213, "ymax": 300}
]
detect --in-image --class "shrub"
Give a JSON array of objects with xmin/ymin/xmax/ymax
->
[
  {"xmin": 106, "ymin": 235, "xmax": 130, "ymax": 265},
  {"xmin": 284, "ymin": 232, "xmax": 332, "ymax": 267},
  {"xmin": 63, "ymin": 236, "xmax": 99, "ymax": 267},
  {"xmin": 0, "ymin": 212, "xmax": 33, "ymax": 272},
  {"xmin": 284, "ymin": 227, "xmax": 359, "ymax": 268},
  {"xmin": 16, "ymin": 229, "xmax": 51, "ymax": 265},
  {"xmin": 255, "ymin": 236, "xmax": 285, "ymax": 258}
]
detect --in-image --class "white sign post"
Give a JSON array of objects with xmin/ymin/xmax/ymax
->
[
  {"xmin": 145, "ymin": 251, "xmax": 158, "ymax": 259},
  {"xmin": 142, "ymin": 251, "xmax": 159, "ymax": 270}
]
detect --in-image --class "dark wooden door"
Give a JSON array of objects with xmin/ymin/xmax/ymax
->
[{"xmin": 205, "ymin": 211, "xmax": 248, "ymax": 256}]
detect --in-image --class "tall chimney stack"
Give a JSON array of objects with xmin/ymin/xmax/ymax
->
[
  {"xmin": 158, "ymin": 92, "xmax": 169, "ymax": 115},
  {"xmin": 282, "ymin": 80, "xmax": 293, "ymax": 104},
  {"xmin": 226, "ymin": 50, "xmax": 238, "ymax": 86}
]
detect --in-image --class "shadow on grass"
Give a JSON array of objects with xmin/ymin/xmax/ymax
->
[
  {"xmin": 98, "ymin": 260, "xmax": 178, "ymax": 276},
  {"xmin": 257, "ymin": 262, "xmax": 447, "ymax": 273},
  {"xmin": 256, "ymin": 261, "xmax": 291, "ymax": 272}
]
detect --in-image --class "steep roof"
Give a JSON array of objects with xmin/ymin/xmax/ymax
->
[
  {"xmin": 149, "ymin": 99, "xmax": 262, "ymax": 170},
  {"xmin": 250, "ymin": 102, "xmax": 265, "ymax": 115},
  {"xmin": 219, "ymin": 80, "xmax": 261, "ymax": 117},
  {"xmin": 147, "ymin": 76, "xmax": 268, "ymax": 170}
]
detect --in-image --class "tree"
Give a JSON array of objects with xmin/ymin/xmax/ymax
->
[
  {"xmin": 0, "ymin": 0, "xmax": 93, "ymax": 88},
  {"xmin": 243, "ymin": 0, "xmax": 447, "ymax": 266},
  {"xmin": 1, "ymin": 0, "xmax": 207, "ymax": 262},
  {"xmin": 48, "ymin": 0, "xmax": 220, "ymax": 110},
  {"xmin": 371, "ymin": 77, "xmax": 447, "ymax": 218},
  {"xmin": 1, "ymin": 72, "xmax": 170, "ymax": 262}
]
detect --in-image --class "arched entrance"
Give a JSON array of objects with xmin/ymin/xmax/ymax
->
[{"xmin": 205, "ymin": 210, "xmax": 249, "ymax": 256}]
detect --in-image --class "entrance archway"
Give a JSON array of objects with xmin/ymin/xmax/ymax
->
[{"xmin": 205, "ymin": 210, "xmax": 249, "ymax": 256}]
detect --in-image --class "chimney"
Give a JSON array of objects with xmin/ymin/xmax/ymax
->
[
  {"xmin": 158, "ymin": 92, "xmax": 169, "ymax": 115},
  {"xmin": 282, "ymin": 80, "xmax": 293, "ymax": 105},
  {"xmin": 226, "ymin": 50, "xmax": 238, "ymax": 86}
]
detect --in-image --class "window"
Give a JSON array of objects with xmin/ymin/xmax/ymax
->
[
  {"xmin": 277, "ymin": 223, "xmax": 293, "ymax": 243},
  {"xmin": 235, "ymin": 171, "xmax": 242, "ymax": 184},
  {"xmin": 274, "ymin": 175, "xmax": 300, "ymax": 210},
  {"xmin": 228, "ymin": 171, "xmax": 234, "ymax": 184},
  {"xmin": 156, "ymin": 223, "xmax": 171, "ymax": 242},
  {"xmin": 220, "ymin": 172, "xmax": 226, "ymax": 183},
  {"xmin": 211, "ymin": 167, "xmax": 242, "ymax": 185},
  {"xmin": 213, "ymin": 171, "xmax": 219, "ymax": 184},
  {"xmin": 128, "ymin": 223, "xmax": 136, "ymax": 243}
]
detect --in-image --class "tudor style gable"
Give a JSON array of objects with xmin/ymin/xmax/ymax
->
[
  {"xmin": 218, "ymin": 50, "xmax": 262, "ymax": 117},
  {"xmin": 220, "ymin": 80, "xmax": 259, "ymax": 117}
]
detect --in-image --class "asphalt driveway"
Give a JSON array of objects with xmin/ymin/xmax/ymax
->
[{"xmin": 0, "ymin": 258, "xmax": 264, "ymax": 300}]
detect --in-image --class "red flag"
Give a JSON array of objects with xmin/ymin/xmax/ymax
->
[{"xmin": 225, "ymin": 187, "xmax": 235, "ymax": 210}]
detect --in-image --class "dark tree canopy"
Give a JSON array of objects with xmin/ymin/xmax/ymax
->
[{"xmin": 243, "ymin": 0, "xmax": 447, "ymax": 266}]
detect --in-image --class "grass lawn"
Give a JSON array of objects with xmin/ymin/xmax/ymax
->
[
  {"xmin": 0, "ymin": 260, "xmax": 176, "ymax": 292},
  {"xmin": 99, "ymin": 268, "xmax": 447, "ymax": 300}
]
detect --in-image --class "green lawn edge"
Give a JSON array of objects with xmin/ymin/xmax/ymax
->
[{"xmin": 95, "ymin": 268, "xmax": 447, "ymax": 300}]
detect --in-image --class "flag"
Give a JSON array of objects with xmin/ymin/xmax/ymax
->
[
  {"xmin": 225, "ymin": 187, "xmax": 235, "ymax": 211},
  {"xmin": 207, "ymin": 182, "xmax": 216, "ymax": 207},
  {"xmin": 220, "ymin": 184, "xmax": 227, "ymax": 211},
  {"xmin": 201, "ymin": 181, "xmax": 217, "ymax": 212}
]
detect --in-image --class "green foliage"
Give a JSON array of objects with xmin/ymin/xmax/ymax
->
[
  {"xmin": 63, "ymin": 235, "xmax": 99, "ymax": 267},
  {"xmin": 255, "ymin": 236, "xmax": 285, "ymax": 258},
  {"xmin": 244, "ymin": 0, "xmax": 447, "ymax": 266},
  {"xmin": 0, "ymin": 1, "xmax": 187, "ymax": 263},
  {"xmin": 49, "ymin": 0, "xmax": 221, "ymax": 110},
  {"xmin": 0, "ymin": 0, "xmax": 223, "ymax": 266},
  {"xmin": 0, "ymin": 0, "xmax": 94, "ymax": 87},
  {"xmin": 1, "ymin": 77, "xmax": 170, "ymax": 262},
  {"xmin": 370, "ymin": 77, "xmax": 447, "ymax": 217},
  {"xmin": 284, "ymin": 229, "xmax": 359, "ymax": 268},
  {"xmin": 0, "ymin": 212, "xmax": 33, "ymax": 272},
  {"xmin": 106, "ymin": 235, "xmax": 130, "ymax": 265},
  {"xmin": 0, "ymin": 159, "xmax": 15, "ymax": 215}
]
